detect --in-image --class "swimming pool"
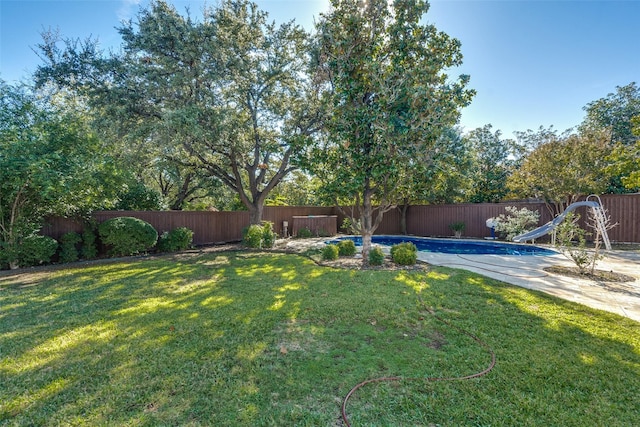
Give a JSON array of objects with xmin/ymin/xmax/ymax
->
[{"xmin": 328, "ymin": 235, "xmax": 558, "ymax": 256}]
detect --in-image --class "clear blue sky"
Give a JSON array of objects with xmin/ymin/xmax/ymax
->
[{"xmin": 1, "ymin": 0, "xmax": 638, "ymax": 138}]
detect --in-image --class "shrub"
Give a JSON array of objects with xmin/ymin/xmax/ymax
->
[
  {"xmin": 322, "ymin": 244, "xmax": 339, "ymax": 261},
  {"xmin": 81, "ymin": 222, "xmax": 98, "ymax": 259},
  {"xmin": 389, "ymin": 242, "xmax": 417, "ymax": 258},
  {"xmin": 98, "ymin": 217, "xmax": 158, "ymax": 257},
  {"xmin": 449, "ymin": 221, "xmax": 465, "ymax": 238},
  {"xmin": 490, "ymin": 206, "xmax": 540, "ymax": 241},
  {"xmin": 0, "ymin": 234, "xmax": 58, "ymax": 269},
  {"xmin": 59, "ymin": 232, "xmax": 82, "ymax": 263},
  {"xmin": 158, "ymin": 227, "xmax": 194, "ymax": 253},
  {"xmin": 243, "ymin": 225, "xmax": 264, "ymax": 248},
  {"xmin": 368, "ymin": 246, "xmax": 385, "ymax": 266},
  {"xmin": 390, "ymin": 242, "xmax": 417, "ymax": 265},
  {"xmin": 296, "ymin": 227, "xmax": 313, "ymax": 238},
  {"xmin": 338, "ymin": 239, "xmax": 357, "ymax": 256},
  {"xmin": 261, "ymin": 221, "xmax": 276, "ymax": 248},
  {"xmin": 392, "ymin": 247, "xmax": 417, "ymax": 266},
  {"xmin": 554, "ymin": 211, "xmax": 598, "ymax": 274}
]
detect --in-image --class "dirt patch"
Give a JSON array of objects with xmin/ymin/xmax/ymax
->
[{"xmin": 544, "ymin": 265, "xmax": 636, "ymax": 283}]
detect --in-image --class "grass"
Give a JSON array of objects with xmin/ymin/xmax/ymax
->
[{"xmin": 1, "ymin": 251, "xmax": 639, "ymax": 426}]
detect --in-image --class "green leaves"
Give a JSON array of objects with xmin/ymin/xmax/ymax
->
[{"xmin": 312, "ymin": 0, "xmax": 474, "ymax": 233}]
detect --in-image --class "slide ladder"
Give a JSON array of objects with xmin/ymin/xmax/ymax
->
[
  {"xmin": 586, "ymin": 194, "xmax": 612, "ymax": 251},
  {"xmin": 512, "ymin": 195, "xmax": 611, "ymax": 250}
]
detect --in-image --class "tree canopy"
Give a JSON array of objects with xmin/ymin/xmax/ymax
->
[
  {"xmin": 36, "ymin": 0, "xmax": 322, "ymax": 223},
  {"xmin": 310, "ymin": 0, "xmax": 474, "ymax": 261}
]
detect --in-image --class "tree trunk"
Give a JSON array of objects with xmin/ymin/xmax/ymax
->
[
  {"xmin": 249, "ymin": 202, "xmax": 264, "ymax": 225},
  {"xmin": 360, "ymin": 186, "xmax": 374, "ymax": 265},
  {"xmin": 399, "ymin": 201, "xmax": 409, "ymax": 235}
]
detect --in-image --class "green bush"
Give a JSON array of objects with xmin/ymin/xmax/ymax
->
[
  {"xmin": 98, "ymin": 217, "xmax": 158, "ymax": 257},
  {"xmin": 158, "ymin": 227, "xmax": 194, "ymax": 253},
  {"xmin": 296, "ymin": 227, "xmax": 313, "ymax": 238},
  {"xmin": 490, "ymin": 206, "xmax": 540, "ymax": 241},
  {"xmin": 243, "ymin": 225, "xmax": 264, "ymax": 248},
  {"xmin": 322, "ymin": 244, "xmax": 339, "ymax": 261},
  {"xmin": 337, "ymin": 239, "xmax": 357, "ymax": 256},
  {"xmin": 81, "ymin": 222, "xmax": 98, "ymax": 259},
  {"xmin": 59, "ymin": 232, "xmax": 82, "ymax": 263},
  {"xmin": 0, "ymin": 234, "xmax": 58, "ymax": 268},
  {"xmin": 392, "ymin": 247, "xmax": 417, "ymax": 266},
  {"xmin": 390, "ymin": 242, "xmax": 417, "ymax": 258},
  {"xmin": 261, "ymin": 222, "xmax": 276, "ymax": 248},
  {"xmin": 368, "ymin": 246, "xmax": 385, "ymax": 266}
]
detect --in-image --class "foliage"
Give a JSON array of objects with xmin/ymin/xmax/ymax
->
[
  {"xmin": 0, "ymin": 234, "xmax": 58, "ymax": 269},
  {"xmin": 449, "ymin": 221, "xmax": 465, "ymax": 237},
  {"xmin": 340, "ymin": 217, "xmax": 360, "ymax": 235},
  {"xmin": 242, "ymin": 225, "xmax": 264, "ymax": 249},
  {"xmin": 98, "ymin": 217, "xmax": 158, "ymax": 256},
  {"xmin": 606, "ymin": 117, "xmax": 640, "ymax": 191},
  {"xmin": 1, "ymin": 253, "xmax": 639, "ymax": 425},
  {"xmin": 242, "ymin": 222, "xmax": 275, "ymax": 249},
  {"xmin": 390, "ymin": 242, "xmax": 417, "ymax": 258},
  {"xmin": 368, "ymin": 246, "xmax": 385, "ymax": 266},
  {"xmin": 115, "ymin": 181, "xmax": 165, "ymax": 211},
  {"xmin": 296, "ymin": 227, "xmax": 313, "ymax": 239},
  {"xmin": 36, "ymin": 0, "xmax": 321, "ymax": 225},
  {"xmin": 59, "ymin": 232, "xmax": 82, "ymax": 263},
  {"xmin": 157, "ymin": 227, "xmax": 194, "ymax": 253},
  {"xmin": 554, "ymin": 212, "xmax": 594, "ymax": 274},
  {"xmin": 261, "ymin": 222, "xmax": 276, "ymax": 249},
  {"xmin": 337, "ymin": 239, "xmax": 357, "ymax": 257},
  {"xmin": 80, "ymin": 221, "xmax": 98, "ymax": 259},
  {"xmin": 580, "ymin": 82, "xmax": 640, "ymax": 146},
  {"xmin": 507, "ymin": 131, "xmax": 610, "ymax": 215},
  {"xmin": 390, "ymin": 242, "xmax": 418, "ymax": 265},
  {"xmin": 0, "ymin": 81, "xmax": 122, "ymax": 269},
  {"xmin": 491, "ymin": 206, "xmax": 540, "ymax": 241},
  {"xmin": 321, "ymin": 244, "xmax": 339, "ymax": 261},
  {"xmin": 465, "ymin": 124, "xmax": 515, "ymax": 203},
  {"xmin": 311, "ymin": 0, "xmax": 474, "ymax": 263}
]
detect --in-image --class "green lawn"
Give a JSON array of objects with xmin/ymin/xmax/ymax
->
[{"xmin": 1, "ymin": 251, "xmax": 639, "ymax": 426}]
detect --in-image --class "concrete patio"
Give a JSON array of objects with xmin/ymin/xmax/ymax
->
[{"xmin": 417, "ymin": 249, "xmax": 640, "ymax": 322}]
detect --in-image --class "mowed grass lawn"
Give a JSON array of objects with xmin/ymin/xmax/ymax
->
[{"xmin": 1, "ymin": 251, "xmax": 639, "ymax": 426}]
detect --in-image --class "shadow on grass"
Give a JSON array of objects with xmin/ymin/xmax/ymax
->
[{"xmin": 1, "ymin": 252, "xmax": 639, "ymax": 426}]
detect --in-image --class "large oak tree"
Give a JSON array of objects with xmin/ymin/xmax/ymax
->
[{"xmin": 36, "ymin": 0, "xmax": 321, "ymax": 223}]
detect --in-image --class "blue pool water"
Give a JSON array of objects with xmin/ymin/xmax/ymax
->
[{"xmin": 328, "ymin": 235, "xmax": 557, "ymax": 256}]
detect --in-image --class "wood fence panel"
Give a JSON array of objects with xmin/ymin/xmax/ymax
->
[
  {"xmin": 39, "ymin": 193, "xmax": 640, "ymax": 245},
  {"xmin": 92, "ymin": 211, "xmax": 249, "ymax": 245},
  {"xmin": 599, "ymin": 194, "xmax": 640, "ymax": 243}
]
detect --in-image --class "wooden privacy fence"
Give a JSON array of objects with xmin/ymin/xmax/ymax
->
[{"xmin": 42, "ymin": 193, "xmax": 640, "ymax": 245}]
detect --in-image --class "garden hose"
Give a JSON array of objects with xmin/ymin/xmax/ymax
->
[{"xmin": 340, "ymin": 297, "xmax": 497, "ymax": 426}]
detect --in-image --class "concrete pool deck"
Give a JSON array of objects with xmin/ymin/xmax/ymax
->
[
  {"xmin": 418, "ymin": 249, "xmax": 640, "ymax": 322},
  {"xmin": 280, "ymin": 238, "xmax": 640, "ymax": 323}
]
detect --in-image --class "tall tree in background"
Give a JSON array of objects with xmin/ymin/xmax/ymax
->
[
  {"xmin": 311, "ymin": 0, "xmax": 474, "ymax": 262},
  {"xmin": 507, "ymin": 130, "xmax": 611, "ymax": 215},
  {"xmin": 606, "ymin": 115, "xmax": 640, "ymax": 191},
  {"xmin": 465, "ymin": 124, "xmax": 514, "ymax": 203},
  {"xmin": 580, "ymin": 82, "xmax": 640, "ymax": 193},
  {"xmin": 396, "ymin": 127, "xmax": 473, "ymax": 234},
  {"xmin": 580, "ymin": 82, "xmax": 640, "ymax": 146},
  {"xmin": 36, "ymin": 0, "xmax": 321, "ymax": 223}
]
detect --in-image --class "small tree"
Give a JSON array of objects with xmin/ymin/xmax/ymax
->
[{"xmin": 554, "ymin": 212, "xmax": 594, "ymax": 274}]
